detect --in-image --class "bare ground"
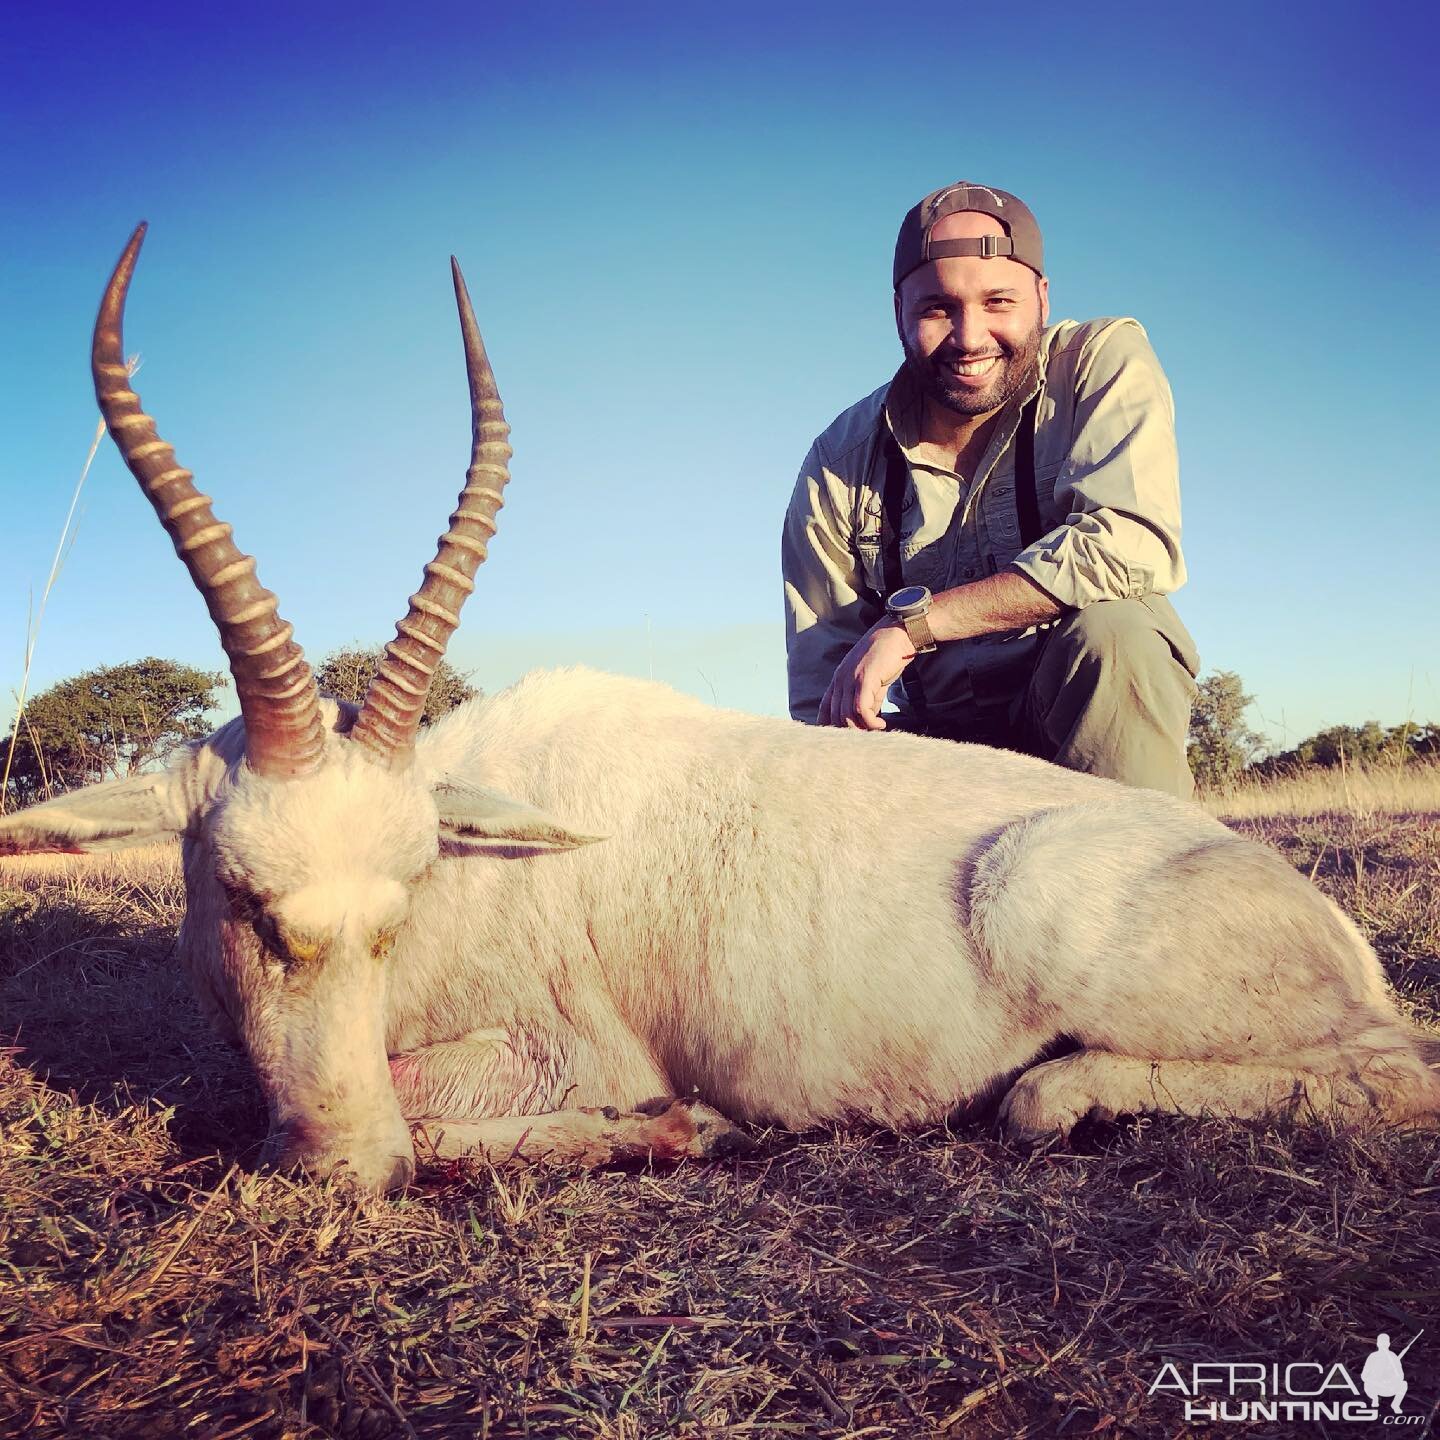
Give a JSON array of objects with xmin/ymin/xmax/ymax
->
[{"xmin": 2, "ymin": 799, "xmax": 1438, "ymax": 1439}]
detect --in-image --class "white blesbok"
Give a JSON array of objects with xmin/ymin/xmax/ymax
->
[{"xmin": 2, "ymin": 226, "xmax": 1436, "ymax": 1194}]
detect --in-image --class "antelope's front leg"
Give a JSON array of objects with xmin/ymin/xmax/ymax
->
[
  {"xmin": 388, "ymin": 1032, "xmax": 753, "ymax": 1166},
  {"xmin": 413, "ymin": 1098, "xmax": 752, "ymax": 1165}
]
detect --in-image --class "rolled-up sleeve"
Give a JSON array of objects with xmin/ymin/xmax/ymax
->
[
  {"xmin": 782, "ymin": 444, "xmax": 882, "ymax": 723},
  {"xmin": 1010, "ymin": 321, "xmax": 1185, "ymax": 609}
]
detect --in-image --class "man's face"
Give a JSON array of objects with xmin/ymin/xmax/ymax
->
[{"xmin": 895, "ymin": 211, "xmax": 1050, "ymax": 419}]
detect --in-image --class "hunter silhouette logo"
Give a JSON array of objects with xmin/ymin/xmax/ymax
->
[
  {"xmin": 1147, "ymin": 1329, "xmax": 1425, "ymax": 1424},
  {"xmin": 1363, "ymin": 1332, "xmax": 1420, "ymax": 1415}
]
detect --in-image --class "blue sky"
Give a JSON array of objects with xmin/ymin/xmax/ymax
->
[{"xmin": 2, "ymin": 0, "xmax": 1435, "ymax": 749}]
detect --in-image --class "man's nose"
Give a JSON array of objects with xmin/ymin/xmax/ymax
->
[{"xmin": 950, "ymin": 308, "xmax": 993, "ymax": 356}]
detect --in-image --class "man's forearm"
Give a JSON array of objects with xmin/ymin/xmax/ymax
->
[{"xmin": 927, "ymin": 567, "xmax": 1063, "ymax": 644}]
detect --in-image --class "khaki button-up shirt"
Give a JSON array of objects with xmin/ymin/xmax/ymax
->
[{"xmin": 782, "ymin": 317, "xmax": 1188, "ymax": 726}]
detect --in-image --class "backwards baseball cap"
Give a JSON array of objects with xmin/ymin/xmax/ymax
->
[{"xmin": 893, "ymin": 181, "xmax": 1044, "ymax": 288}]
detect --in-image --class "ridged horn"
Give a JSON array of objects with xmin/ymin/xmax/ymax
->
[
  {"xmin": 350, "ymin": 259, "xmax": 512, "ymax": 768},
  {"xmin": 93, "ymin": 223, "xmax": 326, "ymax": 780}
]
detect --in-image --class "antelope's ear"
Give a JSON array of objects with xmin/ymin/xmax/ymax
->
[
  {"xmin": 434, "ymin": 782, "xmax": 606, "ymax": 854},
  {"xmin": 0, "ymin": 772, "xmax": 185, "ymax": 856}
]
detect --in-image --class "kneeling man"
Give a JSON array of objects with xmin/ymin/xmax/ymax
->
[{"xmin": 782, "ymin": 182, "xmax": 1199, "ymax": 797}]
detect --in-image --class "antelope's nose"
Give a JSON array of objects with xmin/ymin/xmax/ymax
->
[{"xmin": 264, "ymin": 1129, "xmax": 416, "ymax": 1194}]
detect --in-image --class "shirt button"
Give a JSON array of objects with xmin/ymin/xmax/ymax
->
[{"xmin": 962, "ymin": 566, "xmax": 976, "ymax": 579}]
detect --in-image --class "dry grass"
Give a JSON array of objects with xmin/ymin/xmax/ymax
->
[
  {"xmin": 0, "ymin": 842, "xmax": 181, "ymax": 880},
  {"xmin": 1205, "ymin": 756, "xmax": 1440, "ymax": 821},
  {"xmin": 2, "ymin": 772, "xmax": 1439, "ymax": 1438}
]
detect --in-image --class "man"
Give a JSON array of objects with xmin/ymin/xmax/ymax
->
[{"xmin": 782, "ymin": 182, "xmax": 1199, "ymax": 797}]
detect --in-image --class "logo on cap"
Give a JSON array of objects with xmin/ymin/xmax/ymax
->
[{"xmin": 924, "ymin": 182, "xmax": 1009, "ymax": 223}]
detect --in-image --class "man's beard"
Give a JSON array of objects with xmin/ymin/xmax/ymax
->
[{"xmin": 904, "ymin": 321, "xmax": 1043, "ymax": 417}]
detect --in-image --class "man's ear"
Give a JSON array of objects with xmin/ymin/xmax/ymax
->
[
  {"xmin": 0, "ymin": 772, "xmax": 185, "ymax": 855},
  {"xmin": 1037, "ymin": 274, "xmax": 1050, "ymax": 326},
  {"xmin": 434, "ymin": 782, "xmax": 606, "ymax": 853}
]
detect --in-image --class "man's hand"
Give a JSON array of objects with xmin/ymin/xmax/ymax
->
[
  {"xmin": 818, "ymin": 620, "xmax": 916, "ymax": 729},
  {"xmin": 813, "ymin": 573, "xmax": 1061, "ymax": 730}
]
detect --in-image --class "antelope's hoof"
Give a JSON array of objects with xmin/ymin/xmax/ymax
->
[{"xmin": 649, "ymin": 1098, "xmax": 758, "ymax": 1161}]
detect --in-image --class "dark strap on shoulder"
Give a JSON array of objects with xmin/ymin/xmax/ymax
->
[
  {"xmin": 879, "ymin": 432, "xmax": 929, "ymax": 715},
  {"xmin": 879, "ymin": 432, "xmax": 907, "ymax": 601},
  {"xmin": 1013, "ymin": 392, "xmax": 1043, "ymax": 547}
]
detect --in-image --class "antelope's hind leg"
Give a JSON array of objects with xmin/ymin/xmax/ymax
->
[
  {"xmin": 978, "ymin": 812, "xmax": 1440, "ymax": 1139},
  {"xmin": 999, "ymin": 1045, "xmax": 1440, "ymax": 1140}
]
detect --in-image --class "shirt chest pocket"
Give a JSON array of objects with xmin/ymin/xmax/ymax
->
[
  {"xmin": 853, "ymin": 535, "xmax": 885, "ymax": 600},
  {"xmin": 854, "ymin": 528, "xmax": 948, "ymax": 598},
  {"xmin": 982, "ymin": 458, "xmax": 1066, "ymax": 557}
]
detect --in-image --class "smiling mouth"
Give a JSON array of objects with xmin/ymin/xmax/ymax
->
[{"xmin": 944, "ymin": 356, "xmax": 1002, "ymax": 379}]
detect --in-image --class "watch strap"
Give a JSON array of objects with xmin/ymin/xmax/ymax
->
[{"xmin": 900, "ymin": 611, "xmax": 937, "ymax": 655}]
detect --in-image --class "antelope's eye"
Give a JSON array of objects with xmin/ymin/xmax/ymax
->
[
  {"xmin": 251, "ymin": 910, "xmax": 287, "ymax": 958},
  {"xmin": 225, "ymin": 890, "xmax": 288, "ymax": 961}
]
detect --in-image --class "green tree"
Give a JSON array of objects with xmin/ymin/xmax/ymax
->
[
  {"xmin": 1295, "ymin": 721, "xmax": 1390, "ymax": 768},
  {"xmin": 314, "ymin": 645, "xmax": 478, "ymax": 724},
  {"xmin": 1261, "ymin": 719, "xmax": 1439, "ymax": 774},
  {"xmin": 2, "ymin": 657, "xmax": 225, "ymax": 807},
  {"xmin": 1187, "ymin": 670, "xmax": 1266, "ymax": 791}
]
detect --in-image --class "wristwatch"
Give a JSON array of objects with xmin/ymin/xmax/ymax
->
[{"xmin": 885, "ymin": 585, "xmax": 937, "ymax": 655}]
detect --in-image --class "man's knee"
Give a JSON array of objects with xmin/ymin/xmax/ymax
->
[
  {"xmin": 1035, "ymin": 600, "xmax": 1194, "ymax": 711},
  {"xmin": 1047, "ymin": 598, "xmax": 1169, "ymax": 672},
  {"xmin": 1026, "ymin": 598, "xmax": 1198, "ymax": 797}
]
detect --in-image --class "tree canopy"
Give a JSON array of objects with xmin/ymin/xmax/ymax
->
[
  {"xmin": 1255, "ymin": 719, "xmax": 1438, "ymax": 776},
  {"xmin": 1187, "ymin": 670, "xmax": 1266, "ymax": 791},
  {"xmin": 2, "ymin": 657, "xmax": 225, "ymax": 807},
  {"xmin": 313, "ymin": 646, "xmax": 479, "ymax": 724}
]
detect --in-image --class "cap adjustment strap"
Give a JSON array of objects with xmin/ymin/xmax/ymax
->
[{"xmin": 921, "ymin": 235, "xmax": 1015, "ymax": 262}]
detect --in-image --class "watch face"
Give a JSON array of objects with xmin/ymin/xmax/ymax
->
[{"xmin": 888, "ymin": 585, "xmax": 929, "ymax": 612}]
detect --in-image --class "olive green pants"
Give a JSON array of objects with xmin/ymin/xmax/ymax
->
[{"xmin": 896, "ymin": 597, "xmax": 1199, "ymax": 799}]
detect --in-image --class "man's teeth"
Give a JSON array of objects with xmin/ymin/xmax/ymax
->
[{"xmin": 948, "ymin": 357, "xmax": 999, "ymax": 376}]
